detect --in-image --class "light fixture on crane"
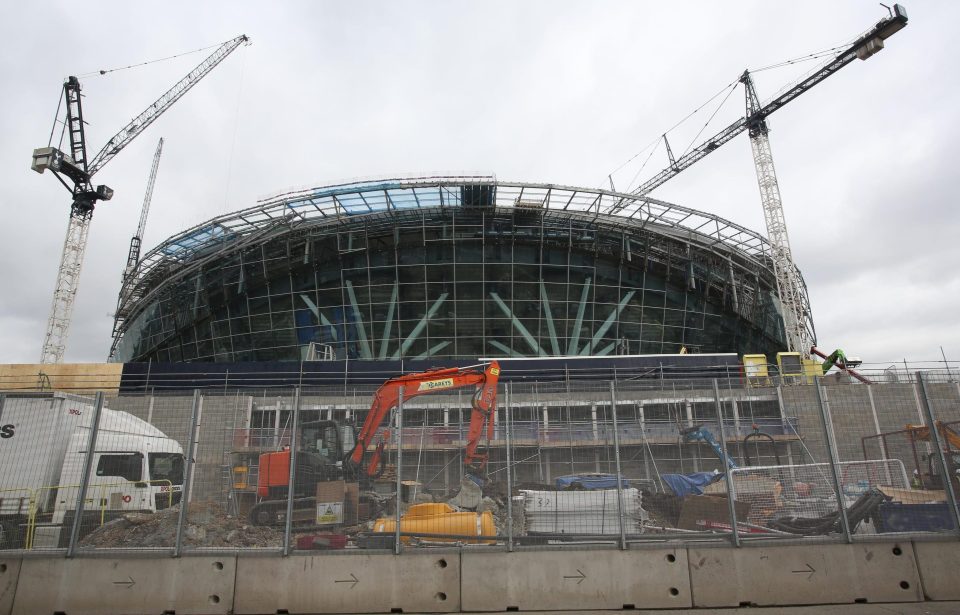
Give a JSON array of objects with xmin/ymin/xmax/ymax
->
[
  {"xmin": 609, "ymin": 5, "xmax": 908, "ymax": 354},
  {"xmin": 31, "ymin": 35, "xmax": 249, "ymax": 364}
]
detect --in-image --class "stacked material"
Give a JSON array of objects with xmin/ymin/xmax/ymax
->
[
  {"xmin": 704, "ymin": 475, "xmax": 781, "ymax": 524},
  {"xmin": 522, "ymin": 488, "xmax": 646, "ymax": 535}
]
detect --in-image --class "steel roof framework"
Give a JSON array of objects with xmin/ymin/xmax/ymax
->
[{"xmin": 111, "ymin": 176, "xmax": 815, "ymax": 357}]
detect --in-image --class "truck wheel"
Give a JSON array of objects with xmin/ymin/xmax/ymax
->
[{"xmin": 253, "ymin": 507, "xmax": 275, "ymax": 526}]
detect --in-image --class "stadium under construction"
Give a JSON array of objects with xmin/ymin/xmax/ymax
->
[
  {"xmin": 9, "ymin": 6, "xmax": 960, "ymax": 614},
  {"xmin": 110, "ymin": 177, "xmax": 814, "ymax": 377}
]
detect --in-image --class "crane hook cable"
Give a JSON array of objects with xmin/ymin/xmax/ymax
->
[
  {"xmin": 749, "ymin": 42, "xmax": 851, "ymax": 74},
  {"xmin": 679, "ymin": 80, "xmax": 740, "ymax": 160},
  {"xmin": 47, "ymin": 87, "xmax": 65, "ymax": 148},
  {"xmin": 75, "ymin": 40, "xmax": 226, "ymax": 79},
  {"xmin": 604, "ymin": 77, "xmax": 738, "ymax": 189}
]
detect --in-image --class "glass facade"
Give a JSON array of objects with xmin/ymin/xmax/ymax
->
[{"xmin": 113, "ymin": 179, "xmax": 802, "ymax": 363}]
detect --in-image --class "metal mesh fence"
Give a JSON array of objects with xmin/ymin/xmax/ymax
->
[{"xmin": 2, "ymin": 373, "xmax": 959, "ymax": 556}]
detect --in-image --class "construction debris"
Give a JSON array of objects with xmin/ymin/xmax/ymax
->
[{"xmin": 82, "ymin": 501, "xmax": 286, "ymax": 548}]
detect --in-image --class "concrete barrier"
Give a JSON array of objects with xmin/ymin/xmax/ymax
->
[
  {"xmin": 11, "ymin": 555, "xmax": 236, "ymax": 615},
  {"xmin": 688, "ymin": 542, "xmax": 922, "ymax": 607},
  {"xmin": 461, "ymin": 548, "xmax": 691, "ymax": 611},
  {"xmin": 913, "ymin": 540, "xmax": 960, "ymax": 601},
  {"xmin": 234, "ymin": 552, "xmax": 460, "ymax": 614},
  {"xmin": 0, "ymin": 539, "xmax": 954, "ymax": 612},
  {"xmin": 0, "ymin": 558, "xmax": 21, "ymax": 615}
]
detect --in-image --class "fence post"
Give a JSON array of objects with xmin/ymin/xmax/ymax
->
[
  {"xmin": 505, "ymin": 382, "xmax": 514, "ymax": 552},
  {"xmin": 283, "ymin": 387, "xmax": 302, "ymax": 556},
  {"xmin": 174, "ymin": 390, "xmax": 202, "ymax": 557},
  {"xmin": 813, "ymin": 379, "xmax": 852, "ymax": 542},
  {"xmin": 609, "ymin": 381, "xmax": 627, "ymax": 550},
  {"xmin": 395, "ymin": 386, "xmax": 404, "ymax": 555},
  {"xmin": 916, "ymin": 372, "xmax": 960, "ymax": 533},
  {"xmin": 712, "ymin": 380, "xmax": 740, "ymax": 547},
  {"xmin": 67, "ymin": 391, "xmax": 105, "ymax": 557}
]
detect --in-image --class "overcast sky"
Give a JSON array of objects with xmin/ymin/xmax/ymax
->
[{"xmin": 1, "ymin": 1, "xmax": 956, "ymax": 369}]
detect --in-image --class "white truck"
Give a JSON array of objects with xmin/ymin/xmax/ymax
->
[{"xmin": 0, "ymin": 392, "xmax": 184, "ymax": 548}]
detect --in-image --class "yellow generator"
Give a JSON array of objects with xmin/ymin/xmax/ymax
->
[{"xmin": 373, "ymin": 503, "xmax": 496, "ymax": 544}]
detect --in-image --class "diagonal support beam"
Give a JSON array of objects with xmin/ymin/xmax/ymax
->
[
  {"xmin": 391, "ymin": 293, "xmax": 448, "ymax": 359},
  {"xmin": 540, "ymin": 281, "xmax": 561, "ymax": 356},
  {"xmin": 490, "ymin": 292, "xmax": 546, "ymax": 356},
  {"xmin": 344, "ymin": 280, "xmax": 372, "ymax": 359},
  {"xmin": 300, "ymin": 294, "xmax": 337, "ymax": 341},
  {"xmin": 414, "ymin": 341, "xmax": 451, "ymax": 359},
  {"xmin": 580, "ymin": 290, "xmax": 635, "ymax": 355},
  {"xmin": 488, "ymin": 339, "xmax": 524, "ymax": 358},
  {"xmin": 567, "ymin": 276, "xmax": 592, "ymax": 355},
  {"xmin": 378, "ymin": 281, "xmax": 399, "ymax": 359}
]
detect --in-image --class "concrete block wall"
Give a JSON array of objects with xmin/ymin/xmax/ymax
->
[{"xmin": 3, "ymin": 539, "xmax": 959, "ymax": 614}]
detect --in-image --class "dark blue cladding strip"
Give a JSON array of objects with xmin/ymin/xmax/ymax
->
[{"xmin": 119, "ymin": 354, "xmax": 741, "ymax": 392}]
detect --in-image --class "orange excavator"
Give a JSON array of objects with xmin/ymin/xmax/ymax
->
[
  {"xmin": 346, "ymin": 360, "xmax": 501, "ymax": 481},
  {"xmin": 249, "ymin": 361, "xmax": 500, "ymax": 525}
]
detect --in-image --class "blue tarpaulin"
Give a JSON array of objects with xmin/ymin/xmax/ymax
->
[
  {"xmin": 556, "ymin": 473, "xmax": 630, "ymax": 490},
  {"xmin": 661, "ymin": 471, "xmax": 724, "ymax": 497}
]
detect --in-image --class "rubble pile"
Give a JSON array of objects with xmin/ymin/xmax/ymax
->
[{"xmin": 80, "ymin": 501, "xmax": 283, "ymax": 548}]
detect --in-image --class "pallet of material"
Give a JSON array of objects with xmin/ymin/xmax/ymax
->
[
  {"xmin": 521, "ymin": 488, "xmax": 647, "ymax": 535},
  {"xmin": 704, "ymin": 475, "xmax": 780, "ymax": 524}
]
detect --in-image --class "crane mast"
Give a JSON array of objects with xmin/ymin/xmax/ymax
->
[
  {"xmin": 38, "ymin": 77, "xmax": 109, "ymax": 365},
  {"xmin": 32, "ymin": 35, "xmax": 249, "ymax": 364},
  {"xmin": 123, "ymin": 137, "xmax": 164, "ymax": 285},
  {"xmin": 606, "ymin": 5, "xmax": 907, "ymax": 353},
  {"xmin": 742, "ymin": 70, "xmax": 810, "ymax": 353}
]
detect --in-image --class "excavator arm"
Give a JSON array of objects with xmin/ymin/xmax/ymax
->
[
  {"xmin": 347, "ymin": 361, "xmax": 501, "ymax": 478},
  {"xmin": 905, "ymin": 422, "xmax": 960, "ymax": 451},
  {"xmin": 682, "ymin": 425, "xmax": 738, "ymax": 470}
]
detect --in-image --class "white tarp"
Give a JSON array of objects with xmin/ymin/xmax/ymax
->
[{"xmin": 522, "ymin": 488, "xmax": 647, "ymax": 535}]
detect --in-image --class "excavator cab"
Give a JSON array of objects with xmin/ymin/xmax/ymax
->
[
  {"xmin": 919, "ymin": 451, "xmax": 960, "ymax": 492},
  {"xmin": 300, "ymin": 421, "xmax": 349, "ymax": 462},
  {"xmin": 251, "ymin": 420, "xmax": 354, "ymax": 526}
]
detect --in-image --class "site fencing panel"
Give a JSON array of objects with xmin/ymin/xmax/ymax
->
[{"xmin": 2, "ymin": 373, "xmax": 959, "ymax": 556}]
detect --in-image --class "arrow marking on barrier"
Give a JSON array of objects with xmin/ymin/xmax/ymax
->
[
  {"xmin": 563, "ymin": 569, "xmax": 586, "ymax": 585},
  {"xmin": 335, "ymin": 573, "xmax": 359, "ymax": 589},
  {"xmin": 113, "ymin": 576, "xmax": 136, "ymax": 589},
  {"xmin": 791, "ymin": 563, "xmax": 816, "ymax": 580}
]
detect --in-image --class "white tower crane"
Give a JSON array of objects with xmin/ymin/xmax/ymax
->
[
  {"xmin": 123, "ymin": 137, "xmax": 164, "ymax": 286},
  {"xmin": 608, "ymin": 6, "xmax": 908, "ymax": 353},
  {"xmin": 31, "ymin": 35, "xmax": 249, "ymax": 364}
]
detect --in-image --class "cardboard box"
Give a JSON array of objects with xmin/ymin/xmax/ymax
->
[
  {"xmin": 316, "ymin": 480, "xmax": 345, "ymax": 526},
  {"xmin": 878, "ymin": 486, "xmax": 947, "ymax": 504},
  {"xmin": 316, "ymin": 480, "xmax": 345, "ymax": 503},
  {"xmin": 677, "ymin": 495, "xmax": 751, "ymax": 531},
  {"xmin": 343, "ymin": 482, "xmax": 360, "ymax": 524}
]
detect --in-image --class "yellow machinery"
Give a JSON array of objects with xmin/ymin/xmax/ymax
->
[
  {"xmin": 776, "ymin": 352, "xmax": 820, "ymax": 384},
  {"xmin": 742, "ymin": 354, "xmax": 770, "ymax": 387},
  {"xmin": 372, "ymin": 503, "xmax": 496, "ymax": 545}
]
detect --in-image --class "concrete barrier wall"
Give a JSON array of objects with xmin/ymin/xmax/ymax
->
[{"xmin": 2, "ymin": 540, "xmax": 959, "ymax": 615}]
